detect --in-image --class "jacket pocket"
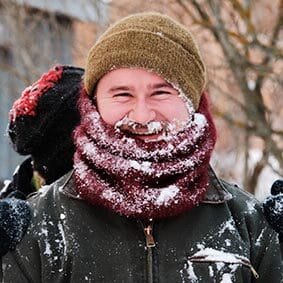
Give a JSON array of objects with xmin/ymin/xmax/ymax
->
[{"xmin": 181, "ymin": 248, "xmax": 259, "ymax": 283}]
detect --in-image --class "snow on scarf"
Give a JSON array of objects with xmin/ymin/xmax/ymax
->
[{"xmin": 73, "ymin": 88, "xmax": 216, "ymax": 219}]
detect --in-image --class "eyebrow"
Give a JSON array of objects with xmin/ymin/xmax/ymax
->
[
  {"xmin": 108, "ymin": 86, "xmax": 133, "ymax": 92},
  {"xmin": 150, "ymin": 82, "xmax": 173, "ymax": 89},
  {"xmin": 108, "ymin": 82, "xmax": 173, "ymax": 93}
]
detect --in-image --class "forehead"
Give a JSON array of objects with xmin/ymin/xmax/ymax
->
[{"xmin": 97, "ymin": 68, "xmax": 173, "ymax": 90}]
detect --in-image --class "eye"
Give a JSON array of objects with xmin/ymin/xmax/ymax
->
[
  {"xmin": 112, "ymin": 92, "xmax": 133, "ymax": 102},
  {"xmin": 151, "ymin": 90, "xmax": 172, "ymax": 97},
  {"xmin": 113, "ymin": 93, "xmax": 132, "ymax": 97}
]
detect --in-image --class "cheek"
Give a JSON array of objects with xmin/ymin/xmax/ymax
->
[
  {"xmin": 162, "ymin": 100, "xmax": 189, "ymax": 123},
  {"xmin": 98, "ymin": 102, "xmax": 129, "ymax": 126}
]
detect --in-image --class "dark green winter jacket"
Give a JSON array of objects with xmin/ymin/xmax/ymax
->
[{"xmin": 1, "ymin": 170, "xmax": 283, "ymax": 282}]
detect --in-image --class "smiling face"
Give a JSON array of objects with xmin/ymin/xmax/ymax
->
[{"xmin": 96, "ymin": 68, "xmax": 190, "ymax": 141}]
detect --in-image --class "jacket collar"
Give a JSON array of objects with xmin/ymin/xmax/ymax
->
[
  {"xmin": 61, "ymin": 167, "xmax": 233, "ymax": 204},
  {"xmin": 201, "ymin": 167, "xmax": 233, "ymax": 204},
  {"xmin": 60, "ymin": 170, "xmax": 81, "ymax": 200}
]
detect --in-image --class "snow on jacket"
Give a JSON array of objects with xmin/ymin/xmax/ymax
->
[{"xmin": 1, "ymin": 170, "xmax": 282, "ymax": 282}]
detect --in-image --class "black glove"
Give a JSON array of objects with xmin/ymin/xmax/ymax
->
[
  {"xmin": 0, "ymin": 198, "xmax": 32, "ymax": 256},
  {"xmin": 263, "ymin": 180, "xmax": 283, "ymax": 242}
]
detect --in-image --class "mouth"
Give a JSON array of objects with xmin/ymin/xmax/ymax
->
[
  {"xmin": 134, "ymin": 133, "xmax": 162, "ymax": 142},
  {"xmin": 124, "ymin": 129, "xmax": 165, "ymax": 142}
]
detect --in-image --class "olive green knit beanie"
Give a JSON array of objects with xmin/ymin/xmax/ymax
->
[{"xmin": 85, "ymin": 12, "xmax": 206, "ymax": 109}]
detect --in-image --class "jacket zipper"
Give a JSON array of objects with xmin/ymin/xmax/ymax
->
[{"xmin": 141, "ymin": 219, "xmax": 156, "ymax": 283}]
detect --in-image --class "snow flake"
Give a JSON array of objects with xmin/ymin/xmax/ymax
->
[
  {"xmin": 208, "ymin": 265, "xmax": 214, "ymax": 277},
  {"xmin": 246, "ymin": 200, "xmax": 257, "ymax": 213},
  {"xmin": 185, "ymin": 261, "xmax": 198, "ymax": 283},
  {"xmin": 155, "ymin": 185, "xmax": 179, "ymax": 206},
  {"xmin": 197, "ymin": 243, "xmax": 205, "ymax": 250},
  {"xmin": 190, "ymin": 248, "xmax": 247, "ymax": 265},
  {"xmin": 220, "ymin": 273, "xmax": 233, "ymax": 283},
  {"xmin": 60, "ymin": 213, "xmax": 66, "ymax": 220},
  {"xmin": 155, "ymin": 31, "xmax": 164, "ymax": 37},
  {"xmin": 218, "ymin": 218, "xmax": 236, "ymax": 235},
  {"xmin": 129, "ymin": 160, "xmax": 152, "ymax": 173},
  {"xmin": 225, "ymin": 239, "xmax": 231, "ymax": 247},
  {"xmin": 43, "ymin": 240, "xmax": 52, "ymax": 256}
]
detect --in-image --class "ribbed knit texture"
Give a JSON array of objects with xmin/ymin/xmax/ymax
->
[
  {"xmin": 73, "ymin": 90, "xmax": 216, "ymax": 219},
  {"xmin": 85, "ymin": 12, "xmax": 206, "ymax": 109}
]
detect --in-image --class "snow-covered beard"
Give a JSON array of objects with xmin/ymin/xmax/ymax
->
[
  {"xmin": 114, "ymin": 116, "xmax": 189, "ymax": 142},
  {"xmin": 73, "ymin": 88, "xmax": 216, "ymax": 219}
]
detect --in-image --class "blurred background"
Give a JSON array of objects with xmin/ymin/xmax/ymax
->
[{"xmin": 0, "ymin": 0, "xmax": 282, "ymax": 199}]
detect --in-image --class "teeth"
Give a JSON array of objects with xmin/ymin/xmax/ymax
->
[{"xmin": 131, "ymin": 131, "xmax": 161, "ymax": 136}]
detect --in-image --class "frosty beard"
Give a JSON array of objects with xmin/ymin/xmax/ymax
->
[
  {"xmin": 114, "ymin": 116, "xmax": 188, "ymax": 143},
  {"xmin": 73, "ymin": 88, "xmax": 216, "ymax": 219}
]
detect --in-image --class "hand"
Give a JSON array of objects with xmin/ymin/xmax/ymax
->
[
  {"xmin": 263, "ymin": 180, "xmax": 283, "ymax": 239},
  {"xmin": 0, "ymin": 198, "xmax": 31, "ymax": 256}
]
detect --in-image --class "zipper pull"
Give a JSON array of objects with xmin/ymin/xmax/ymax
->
[
  {"xmin": 249, "ymin": 265, "xmax": 259, "ymax": 279},
  {"xmin": 144, "ymin": 222, "xmax": 156, "ymax": 248}
]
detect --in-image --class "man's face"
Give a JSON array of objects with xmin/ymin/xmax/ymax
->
[{"xmin": 96, "ymin": 68, "xmax": 190, "ymax": 141}]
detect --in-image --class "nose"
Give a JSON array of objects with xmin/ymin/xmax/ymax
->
[{"xmin": 128, "ymin": 99, "xmax": 156, "ymax": 124}]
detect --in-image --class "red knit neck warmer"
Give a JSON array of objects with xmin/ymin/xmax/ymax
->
[{"xmin": 73, "ymin": 89, "xmax": 216, "ymax": 219}]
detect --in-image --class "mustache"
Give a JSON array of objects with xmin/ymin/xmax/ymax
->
[
  {"xmin": 114, "ymin": 116, "xmax": 168, "ymax": 135},
  {"xmin": 114, "ymin": 116, "xmax": 189, "ymax": 137}
]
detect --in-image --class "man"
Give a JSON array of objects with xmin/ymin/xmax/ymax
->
[
  {"xmin": 2, "ymin": 13, "xmax": 282, "ymax": 282},
  {"xmin": 0, "ymin": 65, "xmax": 83, "ymax": 257}
]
